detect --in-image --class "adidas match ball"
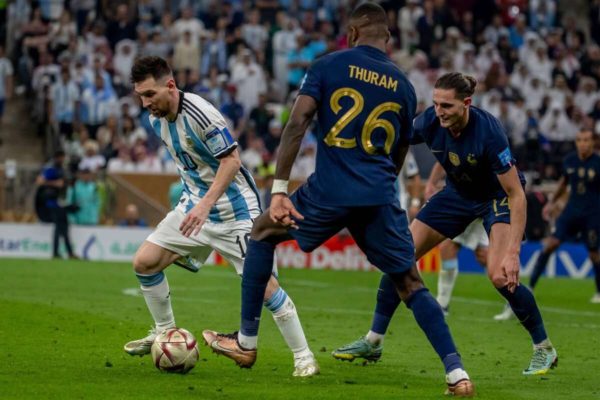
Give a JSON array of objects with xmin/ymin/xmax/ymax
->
[{"xmin": 151, "ymin": 328, "xmax": 199, "ymax": 373}]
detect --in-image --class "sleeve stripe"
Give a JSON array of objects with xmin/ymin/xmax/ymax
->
[
  {"xmin": 184, "ymin": 108, "xmax": 209, "ymax": 131},
  {"xmin": 183, "ymin": 99, "xmax": 211, "ymax": 127}
]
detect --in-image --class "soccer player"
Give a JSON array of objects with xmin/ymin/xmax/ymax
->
[
  {"xmin": 203, "ymin": 4, "xmax": 474, "ymax": 396},
  {"xmin": 333, "ymin": 72, "xmax": 558, "ymax": 376},
  {"xmin": 124, "ymin": 56, "xmax": 319, "ymax": 377},
  {"xmin": 528, "ymin": 129, "xmax": 600, "ymax": 303},
  {"xmin": 424, "ymin": 162, "xmax": 489, "ymax": 316}
]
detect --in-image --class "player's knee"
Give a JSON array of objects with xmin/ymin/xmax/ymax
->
[
  {"xmin": 488, "ymin": 271, "xmax": 507, "ymax": 288},
  {"xmin": 545, "ymin": 238, "xmax": 560, "ymax": 253},
  {"xmin": 133, "ymin": 251, "xmax": 159, "ymax": 274},
  {"xmin": 389, "ymin": 268, "xmax": 425, "ymax": 302},
  {"xmin": 475, "ymin": 247, "xmax": 488, "ymax": 266},
  {"xmin": 589, "ymin": 251, "xmax": 600, "ymax": 264}
]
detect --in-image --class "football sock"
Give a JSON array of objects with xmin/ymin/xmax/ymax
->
[
  {"xmin": 265, "ymin": 288, "xmax": 311, "ymax": 357},
  {"xmin": 366, "ymin": 331, "xmax": 385, "ymax": 346},
  {"xmin": 136, "ymin": 272, "xmax": 175, "ymax": 331},
  {"xmin": 369, "ymin": 274, "xmax": 401, "ymax": 338},
  {"xmin": 529, "ymin": 251, "xmax": 551, "ymax": 289},
  {"xmin": 497, "ymin": 285, "xmax": 548, "ymax": 344},
  {"xmin": 593, "ymin": 261, "xmax": 600, "ymax": 293},
  {"xmin": 240, "ymin": 240, "xmax": 275, "ymax": 343},
  {"xmin": 437, "ymin": 258, "xmax": 459, "ymax": 309},
  {"xmin": 405, "ymin": 287, "xmax": 462, "ymax": 373}
]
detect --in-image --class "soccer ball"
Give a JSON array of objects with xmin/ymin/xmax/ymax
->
[{"xmin": 151, "ymin": 327, "xmax": 199, "ymax": 373}]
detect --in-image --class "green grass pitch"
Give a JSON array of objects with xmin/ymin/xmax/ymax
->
[{"xmin": 2, "ymin": 258, "xmax": 599, "ymax": 399}]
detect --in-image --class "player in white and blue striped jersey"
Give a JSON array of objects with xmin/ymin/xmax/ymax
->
[{"xmin": 124, "ymin": 56, "xmax": 318, "ymax": 377}]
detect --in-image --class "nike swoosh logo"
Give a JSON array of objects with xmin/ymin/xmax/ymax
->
[
  {"xmin": 495, "ymin": 212, "xmax": 509, "ymax": 216},
  {"xmin": 431, "ymin": 149, "xmax": 444, "ymax": 153},
  {"xmin": 211, "ymin": 341, "xmax": 234, "ymax": 353}
]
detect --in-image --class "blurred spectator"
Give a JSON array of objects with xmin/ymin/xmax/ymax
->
[
  {"xmin": 144, "ymin": 29, "xmax": 171, "ymax": 59},
  {"xmin": 575, "ymin": 77, "xmax": 600, "ymax": 114},
  {"xmin": 132, "ymin": 144, "xmax": 161, "ymax": 172},
  {"xmin": 80, "ymin": 73, "xmax": 117, "ymax": 139},
  {"xmin": 241, "ymin": 136, "xmax": 266, "ymax": 174},
  {"xmin": 173, "ymin": 6, "xmax": 206, "ymax": 44},
  {"xmin": 173, "ymin": 30, "xmax": 201, "ymax": 74},
  {"xmin": 113, "ymin": 39, "xmax": 138, "ymax": 89},
  {"xmin": 201, "ymin": 27, "xmax": 228, "ymax": 75},
  {"xmin": 118, "ymin": 203, "xmax": 148, "ymax": 227},
  {"xmin": 106, "ymin": 3, "xmax": 137, "ymax": 50},
  {"xmin": 66, "ymin": 167, "xmax": 99, "ymax": 225},
  {"xmin": 231, "ymin": 48, "xmax": 267, "ymax": 115},
  {"xmin": 107, "ymin": 145, "xmax": 135, "ymax": 173},
  {"xmin": 286, "ymin": 35, "xmax": 314, "ymax": 93},
  {"xmin": 242, "ymin": 9, "xmax": 268, "ymax": 54},
  {"xmin": 398, "ymin": 0, "xmax": 423, "ymax": 51},
  {"xmin": 0, "ymin": 44, "xmax": 13, "ymax": 126},
  {"xmin": 264, "ymin": 118, "xmax": 282, "ymax": 154},
  {"xmin": 79, "ymin": 140, "xmax": 106, "ymax": 172},
  {"xmin": 48, "ymin": 67, "xmax": 80, "ymax": 140},
  {"xmin": 272, "ymin": 15, "xmax": 300, "ymax": 98},
  {"xmin": 49, "ymin": 10, "xmax": 76, "ymax": 57},
  {"xmin": 249, "ymin": 93, "xmax": 273, "ymax": 138}
]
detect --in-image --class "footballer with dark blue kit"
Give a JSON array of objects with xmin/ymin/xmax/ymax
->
[
  {"xmin": 333, "ymin": 72, "xmax": 558, "ymax": 376},
  {"xmin": 529, "ymin": 129, "xmax": 600, "ymax": 302},
  {"xmin": 203, "ymin": 3, "xmax": 474, "ymax": 397}
]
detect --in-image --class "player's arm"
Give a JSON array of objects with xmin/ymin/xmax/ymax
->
[
  {"xmin": 270, "ymin": 95, "xmax": 317, "ymax": 228},
  {"xmin": 542, "ymin": 176, "xmax": 567, "ymax": 221},
  {"xmin": 497, "ymin": 166, "xmax": 527, "ymax": 291},
  {"xmin": 424, "ymin": 161, "xmax": 446, "ymax": 200}
]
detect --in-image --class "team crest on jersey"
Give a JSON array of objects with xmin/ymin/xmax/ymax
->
[
  {"xmin": 449, "ymin": 152, "xmax": 461, "ymax": 166},
  {"xmin": 588, "ymin": 168, "xmax": 596, "ymax": 180},
  {"xmin": 467, "ymin": 153, "xmax": 477, "ymax": 166},
  {"xmin": 579, "ymin": 167, "xmax": 586, "ymax": 178},
  {"xmin": 185, "ymin": 137, "xmax": 194, "ymax": 148}
]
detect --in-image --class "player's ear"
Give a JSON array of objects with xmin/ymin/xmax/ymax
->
[
  {"xmin": 348, "ymin": 25, "xmax": 358, "ymax": 47},
  {"xmin": 166, "ymin": 77, "xmax": 177, "ymax": 90},
  {"xmin": 463, "ymin": 97, "xmax": 472, "ymax": 107}
]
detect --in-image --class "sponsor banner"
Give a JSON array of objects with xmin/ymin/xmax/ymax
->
[{"xmin": 0, "ymin": 223, "xmax": 595, "ymax": 278}]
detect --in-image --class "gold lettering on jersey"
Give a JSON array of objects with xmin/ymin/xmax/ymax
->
[
  {"xmin": 348, "ymin": 65, "xmax": 398, "ymax": 92},
  {"xmin": 588, "ymin": 168, "xmax": 595, "ymax": 180},
  {"xmin": 579, "ymin": 167, "xmax": 586, "ymax": 177},
  {"xmin": 449, "ymin": 152, "xmax": 461, "ymax": 166},
  {"xmin": 467, "ymin": 153, "xmax": 477, "ymax": 165}
]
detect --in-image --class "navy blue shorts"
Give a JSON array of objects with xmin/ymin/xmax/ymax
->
[
  {"xmin": 416, "ymin": 187, "xmax": 511, "ymax": 239},
  {"xmin": 288, "ymin": 184, "xmax": 415, "ymax": 274},
  {"xmin": 553, "ymin": 208, "xmax": 600, "ymax": 250}
]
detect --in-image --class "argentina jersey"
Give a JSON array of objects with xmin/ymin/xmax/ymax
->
[{"xmin": 149, "ymin": 91, "xmax": 261, "ymax": 222}]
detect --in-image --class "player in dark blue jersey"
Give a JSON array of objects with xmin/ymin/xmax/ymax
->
[
  {"xmin": 333, "ymin": 72, "xmax": 558, "ymax": 376},
  {"xmin": 203, "ymin": 3, "xmax": 473, "ymax": 396},
  {"xmin": 528, "ymin": 129, "xmax": 600, "ymax": 303}
]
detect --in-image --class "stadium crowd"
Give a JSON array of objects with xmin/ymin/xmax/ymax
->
[{"xmin": 1, "ymin": 0, "xmax": 600, "ymax": 223}]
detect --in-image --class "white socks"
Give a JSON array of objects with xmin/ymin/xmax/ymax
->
[
  {"xmin": 437, "ymin": 259, "xmax": 459, "ymax": 309},
  {"xmin": 140, "ymin": 275, "xmax": 175, "ymax": 332},
  {"xmin": 263, "ymin": 288, "xmax": 311, "ymax": 358},
  {"xmin": 238, "ymin": 332, "xmax": 258, "ymax": 350}
]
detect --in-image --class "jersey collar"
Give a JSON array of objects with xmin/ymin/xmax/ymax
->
[{"xmin": 177, "ymin": 90, "xmax": 184, "ymax": 115}]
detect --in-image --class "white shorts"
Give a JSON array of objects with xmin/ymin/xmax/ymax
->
[
  {"xmin": 146, "ymin": 209, "xmax": 276, "ymax": 275},
  {"xmin": 453, "ymin": 218, "xmax": 489, "ymax": 250}
]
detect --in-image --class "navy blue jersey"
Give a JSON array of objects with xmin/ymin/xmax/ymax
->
[
  {"xmin": 299, "ymin": 45, "xmax": 416, "ymax": 206},
  {"xmin": 412, "ymin": 106, "xmax": 525, "ymax": 200},
  {"xmin": 562, "ymin": 152, "xmax": 600, "ymax": 212}
]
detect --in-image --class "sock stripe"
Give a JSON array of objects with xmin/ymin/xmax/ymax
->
[
  {"xmin": 442, "ymin": 259, "xmax": 459, "ymax": 270},
  {"xmin": 265, "ymin": 288, "xmax": 288, "ymax": 312},
  {"xmin": 136, "ymin": 271, "xmax": 165, "ymax": 287}
]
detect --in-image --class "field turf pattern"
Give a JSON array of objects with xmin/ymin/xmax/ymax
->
[{"xmin": 2, "ymin": 258, "xmax": 599, "ymax": 399}]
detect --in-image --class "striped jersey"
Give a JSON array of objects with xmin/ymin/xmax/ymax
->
[{"xmin": 149, "ymin": 91, "xmax": 261, "ymax": 223}]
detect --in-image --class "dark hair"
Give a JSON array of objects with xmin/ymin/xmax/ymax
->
[
  {"xmin": 350, "ymin": 2, "xmax": 387, "ymax": 26},
  {"xmin": 434, "ymin": 72, "xmax": 477, "ymax": 99},
  {"xmin": 130, "ymin": 56, "xmax": 172, "ymax": 84}
]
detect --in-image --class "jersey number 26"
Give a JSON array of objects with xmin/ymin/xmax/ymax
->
[{"xmin": 324, "ymin": 87, "xmax": 401, "ymax": 155}]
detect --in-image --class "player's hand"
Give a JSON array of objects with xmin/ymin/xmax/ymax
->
[
  {"xmin": 180, "ymin": 200, "xmax": 211, "ymax": 237},
  {"xmin": 542, "ymin": 202, "xmax": 554, "ymax": 221},
  {"xmin": 501, "ymin": 252, "xmax": 520, "ymax": 293},
  {"xmin": 270, "ymin": 193, "xmax": 304, "ymax": 229}
]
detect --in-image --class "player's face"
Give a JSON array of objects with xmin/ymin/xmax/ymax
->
[
  {"xmin": 432, "ymin": 88, "xmax": 470, "ymax": 131},
  {"xmin": 575, "ymin": 131, "xmax": 594, "ymax": 157},
  {"xmin": 134, "ymin": 77, "xmax": 175, "ymax": 118}
]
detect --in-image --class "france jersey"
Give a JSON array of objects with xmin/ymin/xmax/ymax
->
[
  {"xmin": 411, "ymin": 106, "xmax": 525, "ymax": 201},
  {"xmin": 553, "ymin": 152, "xmax": 600, "ymax": 249},
  {"xmin": 299, "ymin": 45, "xmax": 417, "ymax": 206},
  {"xmin": 561, "ymin": 152, "xmax": 600, "ymax": 213},
  {"xmin": 149, "ymin": 91, "xmax": 261, "ymax": 223}
]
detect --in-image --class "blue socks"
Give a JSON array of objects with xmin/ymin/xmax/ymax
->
[
  {"xmin": 529, "ymin": 251, "xmax": 551, "ymax": 289},
  {"xmin": 370, "ymin": 274, "xmax": 401, "ymax": 335},
  {"xmin": 497, "ymin": 285, "xmax": 547, "ymax": 344},
  {"xmin": 240, "ymin": 239, "xmax": 276, "ymax": 336},
  {"xmin": 135, "ymin": 271, "xmax": 165, "ymax": 286},
  {"xmin": 406, "ymin": 288, "xmax": 462, "ymax": 373}
]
